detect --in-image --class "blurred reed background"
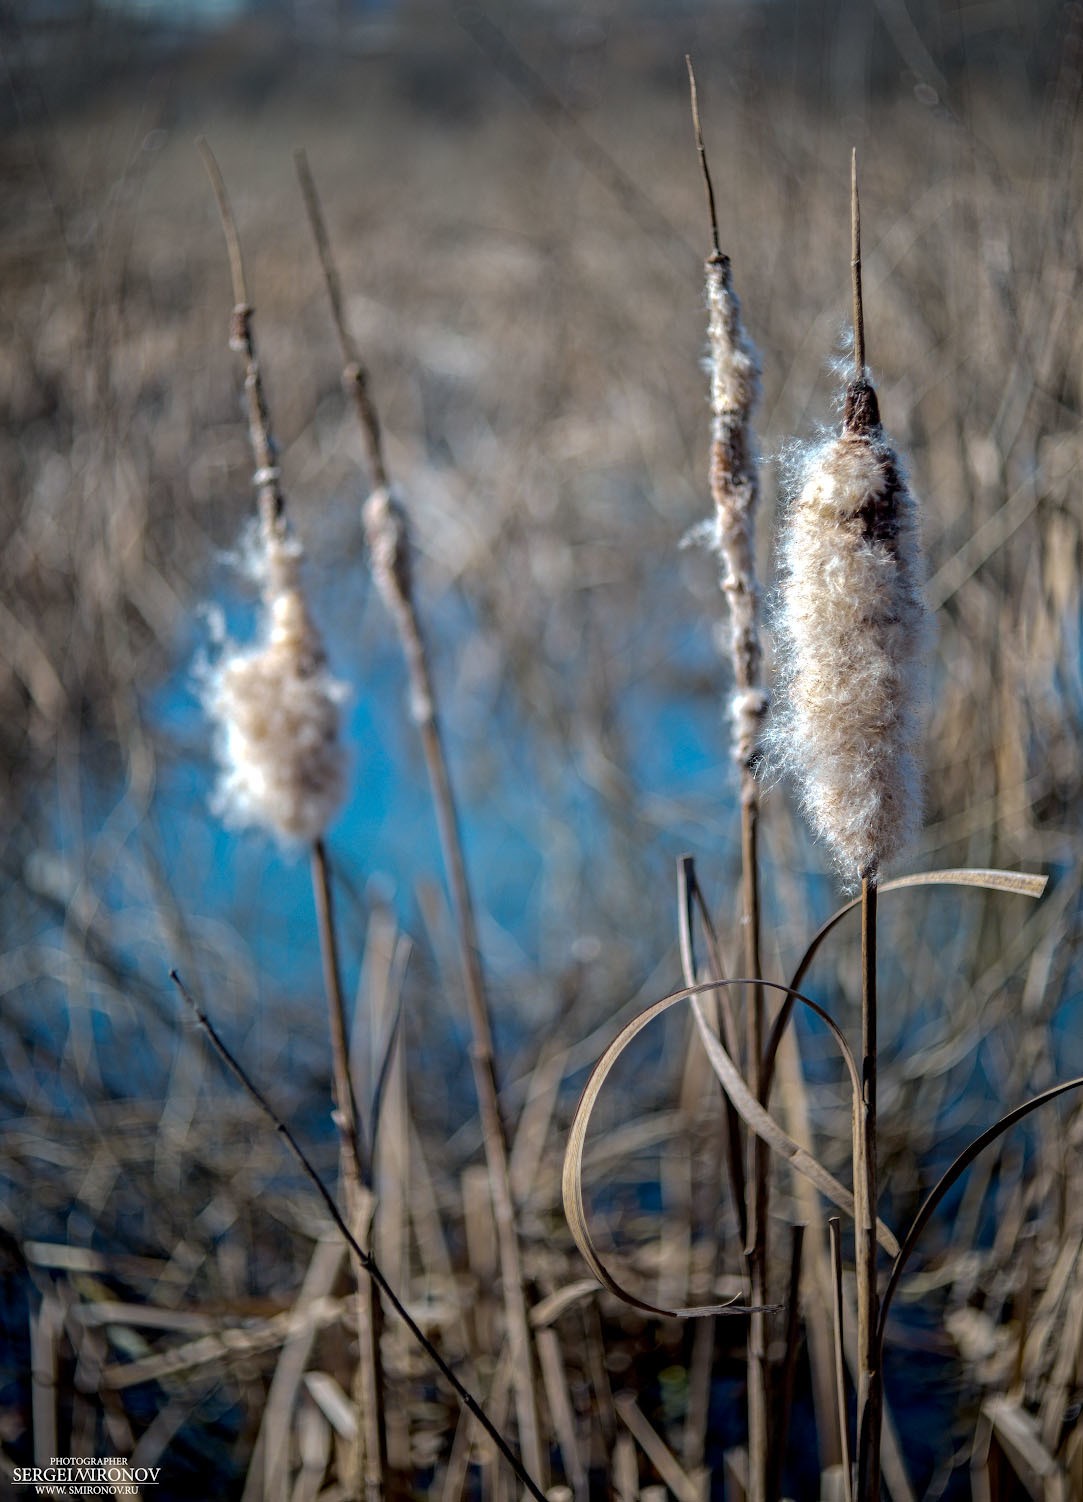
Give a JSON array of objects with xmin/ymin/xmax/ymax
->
[{"xmin": 1, "ymin": 1, "xmax": 1082, "ymax": 1497}]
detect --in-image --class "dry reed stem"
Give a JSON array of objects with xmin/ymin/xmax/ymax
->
[
  {"xmin": 828, "ymin": 1219, "xmax": 853, "ymax": 1502},
  {"xmin": 856, "ymin": 874, "xmax": 881, "ymax": 1502},
  {"xmin": 198, "ymin": 141, "xmax": 386, "ymax": 1501},
  {"xmin": 294, "ymin": 150, "xmax": 546, "ymax": 1490},
  {"xmin": 686, "ymin": 59, "xmax": 770, "ymax": 1502},
  {"xmin": 849, "ymin": 159, "xmax": 881, "ymax": 1502},
  {"xmin": 768, "ymin": 1225, "xmax": 805, "ymax": 1502},
  {"xmin": 313, "ymin": 840, "xmax": 387, "ymax": 1501}
]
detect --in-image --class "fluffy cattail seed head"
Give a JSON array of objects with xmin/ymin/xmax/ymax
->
[
  {"xmin": 705, "ymin": 252, "xmax": 769, "ymax": 770},
  {"xmin": 774, "ymin": 378, "xmax": 929, "ymax": 880},
  {"xmin": 204, "ymin": 523, "xmax": 347, "ymax": 845}
]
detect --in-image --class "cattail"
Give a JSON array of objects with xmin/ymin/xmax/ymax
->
[
  {"xmin": 775, "ymin": 375, "xmax": 929, "ymax": 880},
  {"xmin": 204, "ymin": 522, "xmax": 347, "ymax": 844},
  {"xmin": 362, "ymin": 486, "xmax": 435, "ymax": 728},
  {"xmin": 706, "ymin": 250, "xmax": 770, "ymax": 769}
]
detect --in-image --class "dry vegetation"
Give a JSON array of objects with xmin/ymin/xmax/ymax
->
[{"xmin": 2, "ymin": 4, "xmax": 1082, "ymax": 1499}]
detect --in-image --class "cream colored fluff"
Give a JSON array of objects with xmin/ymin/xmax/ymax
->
[
  {"xmin": 205, "ymin": 525, "xmax": 347, "ymax": 844},
  {"xmin": 776, "ymin": 429, "xmax": 928, "ymax": 879}
]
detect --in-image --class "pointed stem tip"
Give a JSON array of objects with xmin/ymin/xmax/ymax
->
[
  {"xmin": 686, "ymin": 55, "xmax": 721, "ymax": 259},
  {"xmin": 851, "ymin": 147, "xmax": 865, "ymax": 379}
]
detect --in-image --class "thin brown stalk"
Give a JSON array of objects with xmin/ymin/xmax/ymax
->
[
  {"xmin": 851, "ymin": 150, "xmax": 865, "ymax": 378},
  {"xmin": 828, "ymin": 1218, "xmax": 854, "ymax": 1502},
  {"xmin": 293, "ymin": 149, "xmax": 389, "ymax": 494},
  {"xmin": 687, "ymin": 60, "xmax": 770, "ymax": 1502},
  {"xmin": 313, "ymin": 840, "xmax": 387, "ymax": 1501},
  {"xmin": 198, "ymin": 141, "xmax": 386, "ymax": 1501},
  {"xmin": 767, "ymin": 1224, "xmax": 805, "ymax": 1502},
  {"xmin": 856, "ymin": 874, "xmax": 881, "ymax": 1502},
  {"xmin": 295, "ymin": 151, "xmax": 545, "ymax": 1488},
  {"xmin": 196, "ymin": 139, "xmax": 284, "ymax": 535},
  {"xmin": 743, "ymin": 797, "xmax": 769, "ymax": 1502},
  {"xmin": 849, "ymin": 161, "xmax": 881, "ymax": 1502}
]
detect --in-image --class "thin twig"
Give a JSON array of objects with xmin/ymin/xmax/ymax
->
[
  {"xmin": 685, "ymin": 57, "xmax": 721, "ymax": 259},
  {"xmin": 294, "ymin": 148, "xmax": 389, "ymax": 493},
  {"xmin": 168, "ymin": 971, "xmax": 549, "ymax": 1502},
  {"xmin": 295, "ymin": 150, "xmax": 546, "ymax": 1488},
  {"xmin": 313, "ymin": 839, "xmax": 386, "ymax": 1500}
]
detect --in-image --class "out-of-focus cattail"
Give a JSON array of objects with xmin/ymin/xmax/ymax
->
[
  {"xmin": 776, "ymin": 374, "xmax": 929, "ymax": 882},
  {"xmin": 706, "ymin": 249, "xmax": 770, "ymax": 770},
  {"xmin": 205, "ymin": 523, "xmax": 347, "ymax": 844},
  {"xmin": 686, "ymin": 60, "xmax": 769, "ymax": 773}
]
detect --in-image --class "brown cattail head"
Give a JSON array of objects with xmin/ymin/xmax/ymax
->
[
  {"xmin": 204, "ymin": 523, "xmax": 347, "ymax": 844},
  {"xmin": 774, "ymin": 375, "xmax": 929, "ymax": 882},
  {"xmin": 705, "ymin": 251, "xmax": 769, "ymax": 770}
]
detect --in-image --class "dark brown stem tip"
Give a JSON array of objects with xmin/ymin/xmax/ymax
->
[
  {"xmin": 851, "ymin": 147, "xmax": 866, "ymax": 381},
  {"xmin": 843, "ymin": 378, "xmax": 881, "ymax": 438},
  {"xmin": 685, "ymin": 54, "xmax": 722, "ymax": 259}
]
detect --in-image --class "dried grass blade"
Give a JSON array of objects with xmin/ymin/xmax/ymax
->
[
  {"xmin": 981, "ymin": 1396, "xmax": 1065, "ymax": 1498},
  {"xmin": 31, "ymin": 1294, "xmax": 62, "ymax": 1469},
  {"xmin": 561, "ymin": 984, "xmax": 767, "ymax": 1319},
  {"xmin": 613, "ymin": 1429, "xmax": 639, "ymax": 1502},
  {"xmin": 291, "ymin": 1398, "xmax": 332, "ymax": 1502},
  {"xmin": 303, "ymin": 1372, "xmax": 359, "ymax": 1440},
  {"xmin": 529, "ymin": 1282, "xmax": 599, "ymax": 1329},
  {"xmin": 677, "ymin": 857, "xmax": 746, "ymax": 1247},
  {"xmin": 763, "ymin": 867, "xmax": 1049, "ymax": 1102},
  {"xmin": 687, "ymin": 988, "xmax": 899, "ymax": 1256},
  {"xmin": 537, "ymin": 1327, "xmax": 589, "ymax": 1501},
  {"xmin": 509, "ymin": 1042, "xmax": 567, "ymax": 1208},
  {"xmin": 563, "ymin": 981, "xmax": 897, "ymax": 1319},
  {"xmin": 878, "ymin": 1074, "xmax": 1083, "ymax": 1352},
  {"xmin": 243, "ymin": 1235, "xmax": 344, "ymax": 1502},
  {"xmin": 615, "ymin": 1393, "xmax": 702, "ymax": 1502}
]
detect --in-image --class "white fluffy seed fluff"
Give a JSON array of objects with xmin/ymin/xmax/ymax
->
[
  {"xmin": 775, "ymin": 395, "xmax": 929, "ymax": 880},
  {"xmin": 705, "ymin": 253, "xmax": 769, "ymax": 769},
  {"xmin": 204, "ymin": 524, "xmax": 347, "ymax": 844}
]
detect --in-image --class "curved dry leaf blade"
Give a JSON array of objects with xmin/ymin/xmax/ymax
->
[
  {"xmin": 878, "ymin": 1073, "xmax": 1083, "ymax": 1349},
  {"xmin": 529, "ymin": 1281, "xmax": 599, "ymax": 1329},
  {"xmin": 688, "ymin": 994, "xmax": 899, "ymax": 1258},
  {"xmin": 677, "ymin": 857, "xmax": 747, "ymax": 1246},
  {"xmin": 763, "ymin": 867, "xmax": 1049, "ymax": 1100},
  {"xmin": 561, "ymin": 985, "xmax": 769, "ymax": 1320},
  {"xmin": 562, "ymin": 980, "xmax": 899, "ymax": 1323}
]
